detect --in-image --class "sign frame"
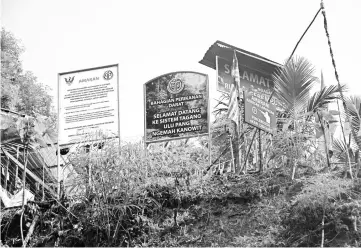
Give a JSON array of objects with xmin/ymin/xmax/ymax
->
[{"xmin": 143, "ymin": 71, "xmax": 210, "ymax": 145}]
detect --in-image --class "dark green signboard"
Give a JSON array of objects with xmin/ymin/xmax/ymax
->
[
  {"xmin": 216, "ymin": 56, "xmax": 286, "ymax": 111},
  {"xmin": 144, "ymin": 71, "xmax": 209, "ymax": 143},
  {"xmin": 244, "ymin": 89, "xmax": 277, "ymax": 133}
]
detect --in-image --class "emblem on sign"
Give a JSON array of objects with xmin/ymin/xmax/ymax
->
[
  {"xmin": 103, "ymin": 70, "xmax": 113, "ymax": 80},
  {"xmin": 65, "ymin": 76, "xmax": 75, "ymax": 86},
  {"xmin": 252, "ymin": 106, "xmax": 257, "ymax": 115},
  {"xmin": 167, "ymin": 78, "xmax": 184, "ymax": 94}
]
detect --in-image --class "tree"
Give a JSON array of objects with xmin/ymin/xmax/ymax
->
[
  {"xmin": 1, "ymin": 28, "xmax": 55, "ymax": 118},
  {"xmin": 306, "ymin": 84, "xmax": 344, "ymax": 167},
  {"xmin": 272, "ymin": 56, "xmax": 317, "ymax": 179},
  {"xmin": 1, "ymin": 28, "xmax": 24, "ymax": 109}
]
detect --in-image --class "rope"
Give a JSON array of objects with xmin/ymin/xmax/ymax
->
[{"xmin": 320, "ymin": 0, "xmax": 354, "ymax": 177}]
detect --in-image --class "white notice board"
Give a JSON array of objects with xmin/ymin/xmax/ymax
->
[{"xmin": 58, "ymin": 64, "xmax": 119, "ymax": 146}]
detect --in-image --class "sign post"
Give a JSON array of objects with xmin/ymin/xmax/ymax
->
[
  {"xmin": 144, "ymin": 71, "xmax": 210, "ymax": 163},
  {"xmin": 244, "ymin": 89, "xmax": 277, "ymax": 133},
  {"xmin": 58, "ymin": 64, "xmax": 120, "ymax": 197},
  {"xmin": 216, "ymin": 56, "xmax": 286, "ymax": 112},
  {"xmin": 244, "ymin": 89, "xmax": 276, "ymax": 172}
]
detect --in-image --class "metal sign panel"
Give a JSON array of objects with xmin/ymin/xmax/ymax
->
[
  {"xmin": 216, "ymin": 56, "xmax": 286, "ymax": 111},
  {"xmin": 58, "ymin": 64, "xmax": 119, "ymax": 146},
  {"xmin": 144, "ymin": 71, "xmax": 209, "ymax": 143},
  {"xmin": 216, "ymin": 56, "xmax": 234, "ymax": 93},
  {"xmin": 244, "ymin": 89, "xmax": 277, "ymax": 133}
]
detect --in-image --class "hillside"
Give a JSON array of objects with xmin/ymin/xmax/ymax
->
[{"xmin": 1, "ymin": 141, "xmax": 361, "ymax": 247}]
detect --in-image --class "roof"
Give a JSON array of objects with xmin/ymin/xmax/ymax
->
[{"xmin": 199, "ymin": 40, "xmax": 283, "ymax": 75}]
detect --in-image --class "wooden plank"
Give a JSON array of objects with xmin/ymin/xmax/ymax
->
[
  {"xmin": 4, "ymin": 157, "xmax": 9, "ymax": 190},
  {"xmin": 2, "ymin": 149, "xmax": 57, "ymax": 197}
]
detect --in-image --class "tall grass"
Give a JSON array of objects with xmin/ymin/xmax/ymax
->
[{"xmin": 62, "ymin": 136, "xmax": 209, "ymax": 246}]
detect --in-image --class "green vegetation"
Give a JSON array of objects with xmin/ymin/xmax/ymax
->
[{"xmin": 2, "ymin": 29, "xmax": 361, "ymax": 247}]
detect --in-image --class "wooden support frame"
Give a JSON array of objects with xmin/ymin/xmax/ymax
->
[{"xmin": 2, "ymin": 149, "xmax": 57, "ymax": 197}]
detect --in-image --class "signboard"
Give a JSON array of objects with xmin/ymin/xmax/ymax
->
[
  {"xmin": 216, "ymin": 56, "xmax": 234, "ymax": 93},
  {"xmin": 58, "ymin": 64, "xmax": 119, "ymax": 146},
  {"xmin": 216, "ymin": 56, "xmax": 286, "ymax": 111},
  {"xmin": 144, "ymin": 71, "xmax": 209, "ymax": 143},
  {"xmin": 244, "ymin": 89, "xmax": 277, "ymax": 133}
]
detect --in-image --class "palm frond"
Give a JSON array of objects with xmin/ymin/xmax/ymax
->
[
  {"xmin": 307, "ymin": 84, "xmax": 345, "ymax": 113},
  {"xmin": 272, "ymin": 57, "xmax": 317, "ymax": 120},
  {"xmin": 346, "ymin": 95, "xmax": 361, "ymax": 149},
  {"xmin": 332, "ymin": 138, "xmax": 354, "ymax": 162}
]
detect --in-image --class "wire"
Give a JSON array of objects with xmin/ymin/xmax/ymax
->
[{"xmin": 287, "ymin": 7, "xmax": 322, "ymax": 64}]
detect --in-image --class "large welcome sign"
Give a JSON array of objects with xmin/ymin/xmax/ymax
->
[
  {"xmin": 216, "ymin": 56, "xmax": 286, "ymax": 111},
  {"xmin": 144, "ymin": 71, "xmax": 209, "ymax": 143},
  {"xmin": 58, "ymin": 64, "xmax": 119, "ymax": 146}
]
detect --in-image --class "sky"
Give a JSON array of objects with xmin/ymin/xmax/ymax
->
[{"xmin": 2, "ymin": 0, "xmax": 361, "ymax": 141}]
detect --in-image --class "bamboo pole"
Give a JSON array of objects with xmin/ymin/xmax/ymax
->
[{"xmin": 321, "ymin": 1, "xmax": 353, "ymax": 178}]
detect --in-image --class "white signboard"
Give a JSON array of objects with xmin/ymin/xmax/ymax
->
[{"xmin": 58, "ymin": 64, "xmax": 119, "ymax": 146}]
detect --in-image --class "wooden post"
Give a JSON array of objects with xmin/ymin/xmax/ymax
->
[
  {"xmin": 258, "ymin": 129, "xmax": 263, "ymax": 173},
  {"xmin": 15, "ymin": 145, "xmax": 19, "ymax": 178},
  {"xmin": 57, "ymin": 144, "xmax": 61, "ymax": 199},
  {"xmin": 229, "ymin": 134, "xmax": 235, "ymax": 173},
  {"xmin": 5, "ymin": 156, "xmax": 9, "ymax": 191},
  {"xmin": 243, "ymin": 128, "xmax": 258, "ymax": 171},
  {"xmin": 42, "ymin": 162, "xmax": 45, "ymax": 201},
  {"xmin": 238, "ymin": 97, "xmax": 243, "ymax": 173}
]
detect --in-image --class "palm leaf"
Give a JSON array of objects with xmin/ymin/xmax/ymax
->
[
  {"xmin": 273, "ymin": 57, "xmax": 317, "ymax": 121},
  {"xmin": 346, "ymin": 96, "xmax": 361, "ymax": 149},
  {"xmin": 332, "ymin": 138, "xmax": 354, "ymax": 162},
  {"xmin": 306, "ymin": 84, "xmax": 345, "ymax": 113}
]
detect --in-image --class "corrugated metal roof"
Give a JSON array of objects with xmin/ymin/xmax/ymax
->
[{"xmin": 199, "ymin": 40, "xmax": 283, "ymax": 75}]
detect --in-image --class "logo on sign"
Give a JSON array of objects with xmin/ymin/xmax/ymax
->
[
  {"xmin": 103, "ymin": 70, "xmax": 113, "ymax": 80},
  {"xmin": 252, "ymin": 107, "xmax": 257, "ymax": 115},
  {"xmin": 65, "ymin": 76, "xmax": 75, "ymax": 86},
  {"xmin": 260, "ymin": 110, "xmax": 270, "ymax": 123},
  {"xmin": 167, "ymin": 78, "xmax": 184, "ymax": 94}
]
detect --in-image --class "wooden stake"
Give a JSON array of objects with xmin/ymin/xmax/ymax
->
[
  {"xmin": 5, "ymin": 157, "xmax": 9, "ymax": 191},
  {"xmin": 243, "ymin": 128, "xmax": 258, "ymax": 170},
  {"xmin": 258, "ymin": 129, "xmax": 263, "ymax": 173},
  {"xmin": 229, "ymin": 134, "xmax": 235, "ymax": 173},
  {"xmin": 15, "ymin": 145, "xmax": 19, "ymax": 184}
]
